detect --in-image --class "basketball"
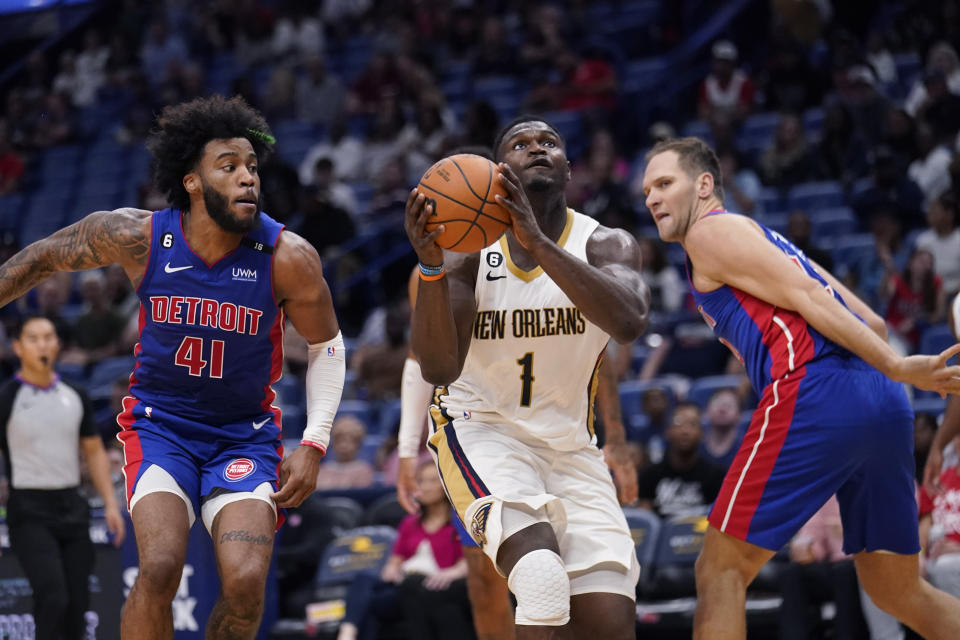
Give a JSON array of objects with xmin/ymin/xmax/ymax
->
[{"xmin": 417, "ymin": 154, "xmax": 512, "ymax": 252}]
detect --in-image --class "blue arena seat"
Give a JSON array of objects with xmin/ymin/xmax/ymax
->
[
  {"xmin": 311, "ymin": 524, "xmax": 398, "ymax": 630},
  {"xmin": 809, "ymin": 206, "xmax": 858, "ymax": 239},
  {"xmin": 336, "ymin": 399, "xmax": 376, "ymax": 432},
  {"xmin": 756, "ymin": 187, "xmax": 784, "ymax": 213},
  {"xmin": 919, "ymin": 324, "xmax": 956, "ymax": 357},
  {"xmin": 622, "ymin": 507, "xmax": 662, "ymax": 589},
  {"xmin": 686, "ymin": 374, "xmax": 744, "ymax": 409},
  {"xmin": 754, "ymin": 212, "xmax": 788, "ymax": 234},
  {"xmin": 644, "ymin": 512, "xmax": 710, "ymax": 599},
  {"xmin": 913, "ymin": 396, "xmax": 947, "ymax": 418},
  {"xmin": 820, "ymin": 233, "xmax": 875, "ymax": 272},
  {"xmin": 786, "ymin": 181, "xmax": 845, "ymax": 212},
  {"xmin": 88, "ymin": 356, "xmax": 136, "ymax": 389}
]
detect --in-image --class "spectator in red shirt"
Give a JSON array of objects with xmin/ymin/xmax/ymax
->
[
  {"xmin": 0, "ymin": 120, "xmax": 24, "ymax": 195},
  {"xmin": 698, "ymin": 40, "xmax": 755, "ymax": 126},
  {"xmin": 919, "ymin": 433, "xmax": 960, "ymax": 599},
  {"xmin": 882, "ymin": 247, "xmax": 946, "ymax": 349},
  {"xmin": 337, "ymin": 461, "xmax": 473, "ymax": 640}
]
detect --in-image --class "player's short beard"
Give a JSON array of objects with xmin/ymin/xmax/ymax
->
[{"xmin": 201, "ymin": 178, "xmax": 261, "ymax": 233}]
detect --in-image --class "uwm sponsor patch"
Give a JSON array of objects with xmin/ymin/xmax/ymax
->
[{"xmin": 223, "ymin": 458, "xmax": 256, "ymax": 482}]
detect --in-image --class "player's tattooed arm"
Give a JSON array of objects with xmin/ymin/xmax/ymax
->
[{"xmin": 0, "ymin": 208, "xmax": 152, "ymax": 307}]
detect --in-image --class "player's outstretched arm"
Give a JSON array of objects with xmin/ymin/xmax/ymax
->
[
  {"xmin": 495, "ymin": 164, "xmax": 649, "ymax": 344},
  {"xmin": 0, "ymin": 208, "xmax": 151, "ymax": 307},
  {"xmin": 403, "ymin": 188, "xmax": 479, "ymax": 385},
  {"xmin": 686, "ymin": 215, "xmax": 960, "ymax": 396},
  {"xmin": 271, "ymin": 231, "xmax": 343, "ymax": 508}
]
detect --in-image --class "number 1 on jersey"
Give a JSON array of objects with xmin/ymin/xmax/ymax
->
[
  {"xmin": 517, "ymin": 352, "xmax": 535, "ymax": 407},
  {"xmin": 175, "ymin": 336, "xmax": 225, "ymax": 378}
]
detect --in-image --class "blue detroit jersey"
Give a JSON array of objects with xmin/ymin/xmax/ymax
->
[
  {"xmin": 123, "ymin": 208, "xmax": 286, "ymax": 432},
  {"xmin": 688, "ymin": 211, "xmax": 858, "ymax": 393}
]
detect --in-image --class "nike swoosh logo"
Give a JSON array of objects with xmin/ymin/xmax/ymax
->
[
  {"xmin": 252, "ymin": 417, "xmax": 271, "ymax": 430},
  {"xmin": 486, "ymin": 272, "xmax": 506, "ymax": 281},
  {"xmin": 164, "ymin": 263, "xmax": 193, "ymax": 273}
]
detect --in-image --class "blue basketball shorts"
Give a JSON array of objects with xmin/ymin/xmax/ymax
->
[
  {"xmin": 709, "ymin": 357, "xmax": 919, "ymax": 555},
  {"xmin": 117, "ymin": 400, "xmax": 284, "ymax": 531}
]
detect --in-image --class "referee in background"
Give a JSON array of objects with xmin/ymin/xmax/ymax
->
[{"xmin": 0, "ymin": 314, "xmax": 125, "ymax": 639}]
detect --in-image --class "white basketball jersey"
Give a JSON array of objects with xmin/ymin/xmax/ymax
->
[{"xmin": 439, "ymin": 209, "xmax": 610, "ymax": 451}]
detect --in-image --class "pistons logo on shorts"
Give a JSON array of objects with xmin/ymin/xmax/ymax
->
[{"xmin": 223, "ymin": 458, "xmax": 256, "ymax": 482}]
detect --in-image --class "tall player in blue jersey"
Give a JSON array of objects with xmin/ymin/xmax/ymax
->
[
  {"xmin": 642, "ymin": 137, "xmax": 960, "ymax": 640},
  {"xmin": 0, "ymin": 96, "xmax": 345, "ymax": 639}
]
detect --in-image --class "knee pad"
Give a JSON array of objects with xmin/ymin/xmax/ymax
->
[{"xmin": 507, "ymin": 549, "xmax": 570, "ymax": 626}]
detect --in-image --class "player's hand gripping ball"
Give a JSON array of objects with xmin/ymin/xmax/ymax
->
[{"xmin": 417, "ymin": 154, "xmax": 511, "ymax": 252}]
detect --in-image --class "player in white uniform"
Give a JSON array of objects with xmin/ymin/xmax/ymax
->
[{"xmin": 404, "ymin": 116, "xmax": 650, "ymax": 640}]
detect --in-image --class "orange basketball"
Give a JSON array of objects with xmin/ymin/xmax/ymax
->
[{"xmin": 418, "ymin": 154, "xmax": 511, "ymax": 252}]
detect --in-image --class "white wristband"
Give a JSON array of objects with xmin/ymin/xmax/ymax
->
[
  {"xmin": 301, "ymin": 331, "xmax": 346, "ymax": 452},
  {"xmin": 398, "ymin": 358, "xmax": 435, "ymax": 458}
]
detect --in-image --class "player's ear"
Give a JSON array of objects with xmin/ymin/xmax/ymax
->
[
  {"xmin": 565, "ymin": 160, "xmax": 572, "ymax": 181},
  {"xmin": 697, "ymin": 172, "xmax": 714, "ymax": 198},
  {"xmin": 183, "ymin": 171, "xmax": 200, "ymax": 195}
]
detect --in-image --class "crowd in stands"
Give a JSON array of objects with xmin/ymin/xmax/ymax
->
[{"xmin": 1, "ymin": 0, "xmax": 959, "ymax": 634}]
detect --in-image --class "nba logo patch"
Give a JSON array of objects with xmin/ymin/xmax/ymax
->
[
  {"xmin": 463, "ymin": 410, "xmax": 472, "ymax": 420},
  {"xmin": 327, "ymin": 346, "xmax": 335, "ymax": 356},
  {"xmin": 223, "ymin": 458, "xmax": 256, "ymax": 482},
  {"xmin": 471, "ymin": 501, "xmax": 493, "ymax": 548}
]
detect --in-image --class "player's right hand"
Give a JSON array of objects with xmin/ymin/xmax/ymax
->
[
  {"xmin": 396, "ymin": 456, "xmax": 420, "ymax": 514},
  {"xmin": 923, "ymin": 445, "xmax": 944, "ymax": 494},
  {"xmin": 404, "ymin": 189, "xmax": 444, "ymax": 266}
]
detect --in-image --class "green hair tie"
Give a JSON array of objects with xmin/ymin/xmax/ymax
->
[{"xmin": 246, "ymin": 128, "xmax": 276, "ymax": 145}]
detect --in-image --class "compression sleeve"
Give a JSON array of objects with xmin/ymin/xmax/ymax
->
[
  {"xmin": 300, "ymin": 331, "xmax": 346, "ymax": 452},
  {"xmin": 398, "ymin": 357, "xmax": 434, "ymax": 458}
]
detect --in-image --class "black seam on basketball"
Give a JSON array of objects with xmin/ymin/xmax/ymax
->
[
  {"xmin": 419, "ymin": 182, "xmax": 486, "ymax": 214},
  {"xmin": 449, "ymin": 223, "xmax": 486, "ymax": 250},
  {"xmin": 450, "ymin": 157, "xmax": 488, "ymax": 203}
]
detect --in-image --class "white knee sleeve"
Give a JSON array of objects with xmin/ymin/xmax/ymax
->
[{"xmin": 507, "ymin": 549, "xmax": 570, "ymax": 626}]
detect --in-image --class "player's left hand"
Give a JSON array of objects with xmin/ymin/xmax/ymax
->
[
  {"xmin": 892, "ymin": 343, "xmax": 960, "ymax": 396},
  {"xmin": 603, "ymin": 441, "xmax": 638, "ymax": 506},
  {"xmin": 496, "ymin": 163, "xmax": 546, "ymax": 250},
  {"xmin": 104, "ymin": 504, "xmax": 126, "ymax": 547},
  {"xmin": 271, "ymin": 445, "xmax": 324, "ymax": 508}
]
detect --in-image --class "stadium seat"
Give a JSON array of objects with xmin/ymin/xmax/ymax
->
[
  {"xmin": 363, "ymin": 495, "xmax": 407, "ymax": 529},
  {"xmin": 88, "ymin": 356, "xmax": 136, "ymax": 389},
  {"xmin": 739, "ymin": 112, "xmax": 780, "ymax": 145},
  {"xmin": 756, "ymin": 187, "xmax": 784, "ymax": 213},
  {"xmin": 913, "ymin": 396, "xmax": 947, "ymax": 418},
  {"xmin": 311, "ymin": 525, "xmax": 398, "ymax": 630},
  {"xmin": 820, "ymin": 233, "xmax": 875, "ymax": 273},
  {"xmin": 619, "ymin": 378, "xmax": 681, "ymax": 437},
  {"xmin": 336, "ymin": 399, "xmax": 376, "ymax": 431},
  {"xmin": 755, "ymin": 212, "xmax": 788, "ymax": 234},
  {"xmin": 786, "ymin": 181, "xmax": 845, "ymax": 212},
  {"xmin": 802, "ymin": 107, "xmax": 825, "ymax": 137},
  {"xmin": 686, "ymin": 374, "xmax": 744, "ymax": 409},
  {"xmin": 375, "ymin": 397, "xmax": 402, "ymax": 436},
  {"xmin": 621, "ymin": 58, "xmax": 670, "ymax": 94},
  {"xmin": 809, "ymin": 206, "xmax": 858, "ymax": 239},
  {"xmin": 681, "ymin": 120, "xmax": 712, "ymax": 141},
  {"xmin": 644, "ymin": 512, "xmax": 710, "ymax": 600},
  {"xmin": 358, "ymin": 433, "xmax": 386, "ymax": 465},
  {"xmin": 919, "ymin": 324, "xmax": 956, "ymax": 356},
  {"xmin": 622, "ymin": 507, "xmax": 662, "ymax": 590}
]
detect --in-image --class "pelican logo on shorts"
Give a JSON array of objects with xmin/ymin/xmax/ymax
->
[
  {"xmin": 223, "ymin": 458, "xmax": 256, "ymax": 482},
  {"xmin": 471, "ymin": 501, "xmax": 494, "ymax": 548}
]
